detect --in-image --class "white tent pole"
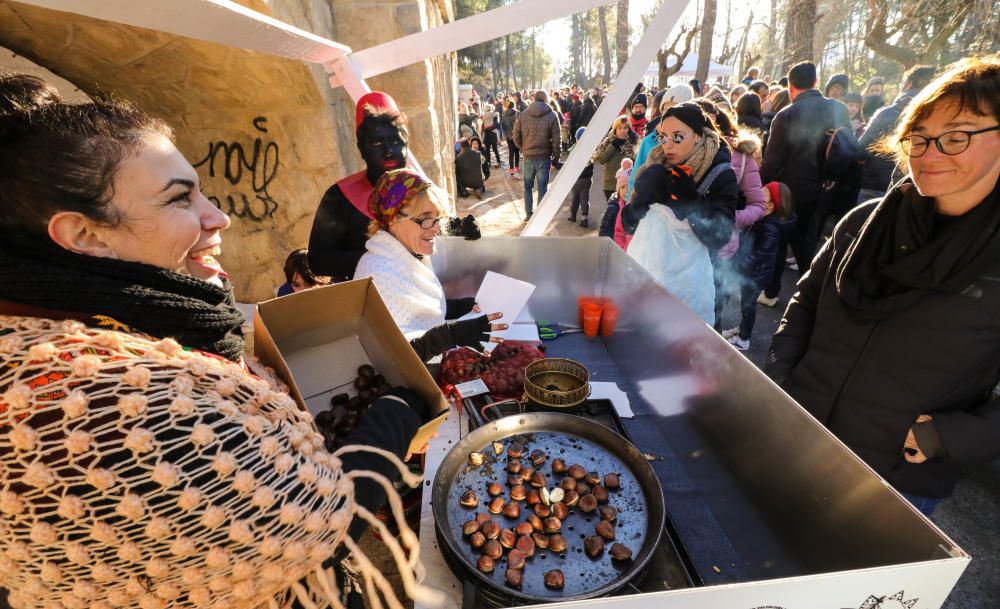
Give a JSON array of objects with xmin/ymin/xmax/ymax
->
[
  {"xmin": 328, "ymin": 0, "xmax": 616, "ymax": 85},
  {"xmin": 15, "ymin": 0, "xmax": 352, "ymax": 63},
  {"xmin": 520, "ymin": 0, "xmax": 694, "ymax": 237}
]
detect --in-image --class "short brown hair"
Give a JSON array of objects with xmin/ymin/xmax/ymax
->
[{"xmin": 879, "ymin": 55, "xmax": 1000, "ymax": 166}]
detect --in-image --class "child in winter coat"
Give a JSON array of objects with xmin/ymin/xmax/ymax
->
[
  {"xmin": 612, "ymin": 158, "xmax": 635, "ymax": 249},
  {"xmin": 601, "ymin": 160, "xmax": 632, "ymax": 239},
  {"xmin": 726, "ymin": 181, "xmax": 795, "ymax": 350},
  {"xmin": 568, "ymin": 127, "xmax": 594, "ymax": 227}
]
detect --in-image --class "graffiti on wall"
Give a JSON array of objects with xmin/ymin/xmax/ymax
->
[{"xmin": 193, "ymin": 116, "xmax": 280, "ymax": 223}]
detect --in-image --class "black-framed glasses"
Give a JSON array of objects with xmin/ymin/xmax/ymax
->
[
  {"xmin": 654, "ymin": 130, "xmax": 689, "ymax": 146},
  {"xmin": 398, "ymin": 210, "xmax": 442, "ymax": 229},
  {"xmin": 900, "ymin": 125, "xmax": 1000, "ymax": 157}
]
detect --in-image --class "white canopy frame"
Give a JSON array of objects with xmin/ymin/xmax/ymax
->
[{"xmin": 19, "ymin": 0, "xmax": 692, "ymax": 237}]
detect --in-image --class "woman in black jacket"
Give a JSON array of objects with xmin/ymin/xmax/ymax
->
[
  {"xmin": 767, "ymin": 56, "xmax": 1000, "ymax": 516},
  {"xmin": 735, "ymin": 91, "xmax": 764, "ymax": 133}
]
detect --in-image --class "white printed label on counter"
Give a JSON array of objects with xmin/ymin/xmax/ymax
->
[{"xmin": 454, "ymin": 379, "xmax": 490, "ymax": 398}]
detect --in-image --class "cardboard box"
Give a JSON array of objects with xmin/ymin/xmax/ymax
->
[{"xmin": 253, "ymin": 278, "xmax": 449, "ymax": 455}]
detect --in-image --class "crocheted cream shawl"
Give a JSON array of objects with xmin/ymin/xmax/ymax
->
[{"xmin": 0, "ymin": 315, "xmax": 441, "ymax": 609}]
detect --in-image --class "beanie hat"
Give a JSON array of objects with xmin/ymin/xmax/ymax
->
[
  {"xmin": 369, "ymin": 168, "xmax": 432, "ymax": 231},
  {"xmin": 620, "ymin": 157, "xmax": 634, "ymax": 172},
  {"xmin": 662, "ymin": 102, "xmax": 711, "ymax": 134},
  {"xmin": 356, "ymin": 91, "xmax": 401, "ymax": 127},
  {"xmin": 615, "ymin": 164, "xmax": 632, "ymax": 190},
  {"xmin": 765, "ymin": 181, "xmax": 782, "ymax": 213},
  {"xmin": 664, "ymin": 84, "xmax": 694, "ymax": 106},
  {"xmin": 631, "ymin": 93, "xmax": 648, "ymax": 109}
]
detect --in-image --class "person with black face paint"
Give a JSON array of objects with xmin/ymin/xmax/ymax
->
[{"xmin": 308, "ymin": 92, "xmax": 409, "ymax": 282}]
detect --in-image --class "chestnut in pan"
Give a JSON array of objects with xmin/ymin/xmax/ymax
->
[
  {"xmin": 591, "ymin": 485, "xmax": 609, "ymax": 504},
  {"xmin": 544, "ymin": 569, "xmax": 565, "ymax": 590},
  {"xmin": 477, "ymin": 556, "xmax": 494, "ymax": 573},
  {"xmin": 551, "ymin": 502, "xmax": 569, "ymax": 521},
  {"xmin": 507, "ymin": 442, "xmax": 525, "ymax": 458},
  {"xmin": 460, "ymin": 489, "xmax": 478, "ymax": 508},
  {"xmin": 529, "ymin": 472, "xmax": 547, "ymax": 489},
  {"xmin": 533, "ymin": 503, "xmax": 551, "ymax": 518},
  {"xmin": 543, "ymin": 517, "xmax": 561, "ymax": 534},
  {"xmin": 510, "ymin": 484, "xmax": 527, "ymax": 501},
  {"xmin": 482, "ymin": 539, "xmax": 503, "ymax": 560},
  {"xmin": 462, "ymin": 520, "xmax": 481, "ymax": 536},
  {"xmin": 609, "ymin": 543, "xmax": 633, "ymax": 561},
  {"xmin": 568, "ymin": 464, "xmax": 586, "ymax": 480},
  {"xmin": 515, "ymin": 521, "xmax": 534, "ymax": 537},
  {"xmin": 560, "ymin": 477, "xmax": 577, "ymax": 491},
  {"xmin": 469, "ymin": 531, "xmax": 486, "ymax": 549},
  {"xmin": 505, "ymin": 568, "xmax": 523, "ymax": 589},
  {"xmin": 487, "ymin": 482, "xmax": 504, "ymax": 497},
  {"xmin": 527, "ymin": 514, "xmax": 543, "ymax": 532},
  {"xmin": 487, "ymin": 497, "xmax": 505, "ymax": 514},
  {"xmin": 532, "ymin": 532, "xmax": 549, "ymax": 549},
  {"xmin": 575, "ymin": 482, "xmax": 591, "ymax": 496},
  {"xmin": 548, "ymin": 533, "xmax": 568, "ymax": 553},
  {"xmin": 506, "ymin": 548, "xmax": 527, "ymax": 570},
  {"xmin": 551, "ymin": 458, "xmax": 568, "ymax": 474},
  {"xmin": 475, "ymin": 512, "xmax": 491, "ymax": 525},
  {"xmin": 584, "ymin": 535, "xmax": 605, "ymax": 558},
  {"xmin": 562, "ymin": 490, "xmax": 580, "ymax": 507},
  {"xmin": 499, "ymin": 528, "xmax": 517, "ymax": 549},
  {"xmin": 604, "ymin": 473, "xmax": 621, "ymax": 490},
  {"xmin": 595, "ymin": 520, "xmax": 616, "ymax": 541},
  {"xmin": 515, "ymin": 535, "xmax": 536, "ymax": 557},
  {"xmin": 530, "ymin": 449, "xmax": 547, "ymax": 466},
  {"xmin": 503, "ymin": 501, "xmax": 521, "ymax": 519},
  {"xmin": 578, "ymin": 494, "xmax": 598, "ymax": 513},
  {"xmin": 481, "ymin": 521, "xmax": 501, "ymax": 540},
  {"xmin": 585, "ymin": 471, "xmax": 601, "ymax": 486},
  {"xmin": 598, "ymin": 505, "xmax": 618, "ymax": 522},
  {"xmin": 526, "ymin": 489, "xmax": 541, "ymax": 505},
  {"xmin": 506, "ymin": 460, "xmax": 522, "ymax": 474}
]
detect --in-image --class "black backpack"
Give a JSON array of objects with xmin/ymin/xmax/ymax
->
[{"xmin": 822, "ymin": 100, "xmax": 859, "ymax": 183}]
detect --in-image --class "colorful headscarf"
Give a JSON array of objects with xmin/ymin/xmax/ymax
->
[{"xmin": 369, "ymin": 168, "xmax": 433, "ymax": 232}]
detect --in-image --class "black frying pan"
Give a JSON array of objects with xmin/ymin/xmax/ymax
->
[{"xmin": 431, "ymin": 413, "xmax": 665, "ymax": 604}]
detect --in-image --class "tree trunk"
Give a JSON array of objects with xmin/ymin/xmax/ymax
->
[
  {"xmin": 695, "ymin": 0, "xmax": 717, "ymax": 85},
  {"xmin": 615, "ymin": 0, "xmax": 629, "ymax": 72},
  {"xmin": 783, "ymin": 0, "xmax": 816, "ymax": 72},
  {"xmin": 598, "ymin": 6, "xmax": 612, "ymax": 85},
  {"xmin": 763, "ymin": 0, "xmax": 779, "ymax": 77}
]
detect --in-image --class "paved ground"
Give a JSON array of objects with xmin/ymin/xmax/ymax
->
[{"xmin": 452, "ymin": 139, "xmax": 998, "ymax": 607}]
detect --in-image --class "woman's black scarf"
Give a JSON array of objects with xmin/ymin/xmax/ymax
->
[
  {"xmin": 0, "ymin": 234, "xmax": 246, "ymax": 361},
  {"xmin": 835, "ymin": 179, "xmax": 1000, "ymax": 320}
]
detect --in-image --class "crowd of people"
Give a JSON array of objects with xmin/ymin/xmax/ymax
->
[{"xmin": 1, "ymin": 45, "xmax": 998, "ymax": 609}]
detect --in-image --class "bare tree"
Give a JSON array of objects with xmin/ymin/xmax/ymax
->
[
  {"xmin": 695, "ymin": 0, "xmax": 718, "ymax": 85},
  {"xmin": 783, "ymin": 0, "xmax": 817, "ymax": 71},
  {"xmin": 659, "ymin": 23, "xmax": 700, "ymax": 87},
  {"xmin": 598, "ymin": 6, "xmax": 613, "ymax": 84},
  {"xmin": 864, "ymin": 0, "xmax": 971, "ymax": 68},
  {"xmin": 616, "ymin": 0, "xmax": 630, "ymax": 72}
]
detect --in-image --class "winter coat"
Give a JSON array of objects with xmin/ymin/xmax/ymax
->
[
  {"xmin": 482, "ymin": 110, "xmax": 500, "ymax": 143},
  {"xmin": 767, "ymin": 200, "xmax": 1000, "ymax": 498},
  {"xmin": 501, "ymin": 108, "xmax": 519, "ymax": 139},
  {"xmin": 858, "ymin": 89, "xmax": 919, "ymax": 192},
  {"xmin": 455, "ymin": 148, "xmax": 485, "ymax": 190},
  {"xmin": 760, "ymin": 89, "xmax": 855, "ymax": 204},
  {"xmin": 512, "ymin": 100, "xmax": 561, "ymax": 160},
  {"xmin": 744, "ymin": 212, "xmax": 794, "ymax": 288},
  {"xmin": 824, "ymin": 73, "xmax": 850, "ymax": 98},
  {"xmin": 569, "ymin": 101, "xmax": 583, "ymax": 130},
  {"xmin": 622, "ymin": 145, "xmax": 740, "ymax": 252},
  {"xmin": 600, "ymin": 192, "xmax": 621, "ymax": 238},
  {"xmin": 719, "ymin": 140, "xmax": 766, "ymax": 260},
  {"xmin": 626, "ymin": 131, "xmax": 657, "ymax": 201},
  {"xmin": 596, "ymin": 134, "xmax": 638, "ymax": 191},
  {"xmin": 578, "ymin": 98, "xmax": 597, "ymax": 127}
]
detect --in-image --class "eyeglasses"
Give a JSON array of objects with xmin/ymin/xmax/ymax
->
[
  {"xmin": 654, "ymin": 131, "xmax": 689, "ymax": 146},
  {"xmin": 398, "ymin": 210, "xmax": 442, "ymax": 229},
  {"xmin": 900, "ymin": 125, "xmax": 1000, "ymax": 157}
]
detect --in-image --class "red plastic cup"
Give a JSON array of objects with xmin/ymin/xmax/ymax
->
[
  {"xmin": 600, "ymin": 302, "xmax": 619, "ymax": 337},
  {"xmin": 582, "ymin": 303, "xmax": 603, "ymax": 337},
  {"xmin": 578, "ymin": 296, "xmax": 604, "ymax": 326}
]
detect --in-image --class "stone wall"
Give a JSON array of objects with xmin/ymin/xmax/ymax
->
[{"xmin": 0, "ymin": 0, "xmax": 456, "ymax": 302}]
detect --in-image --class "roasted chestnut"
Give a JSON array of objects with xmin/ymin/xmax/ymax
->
[
  {"xmin": 598, "ymin": 505, "xmax": 618, "ymax": 522},
  {"xmin": 487, "ymin": 497, "xmax": 505, "ymax": 514},
  {"xmin": 575, "ymin": 482, "xmax": 591, "ymax": 496},
  {"xmin": 483, "ymin": 539, "xmax": 503, "ymax": 560},
  {"xmin": 354, "ymin": 375, "xmax": 371, "ymax": 390},
  {"xmin": 549, "ymin": 488, "xmax": 565, "ymax": 504},
  {"xmin": 469, "ymin": 452, "xmax": 484, "ymax": 466},
  {"xmin": 603, "ymin": 473, "xmax": 621, "ymax": 490},
  {"xmin": 543, "ymin": 517, "xmax": 561, "ymax": 534},
  {"xmin": 551, "ymin": 458, "xmax": 568, "ymax": 474},
  {"xmin": 515, "ymin": 521, "xmax": 534, "ymax": 537},
  {"xmin": 530, "ymin": 449, "xmax": 547, "ymax": 466},
  {"xmin": 372, "ymin": 374, "xmax": 386, "ymax": 387},
  {"xmin": 521, "ymin": 466, "xmax": 536, "ymax": 481},
  {"xmin": 506, "ymin": 460, "xmax": 523, "ymax": 474},
  {"xmin": 460, "ymin": 489, "xmax": 478, "ymax": 508},
  {"xmin": 532, "ymin": 531, "xmax": 549, "ymax": 549},
  {"xmin": 469, "ymin": 531, "xmax": 486, "ymax": 549},
  {"xmin": 526, "ymin": 489, "xmax": 541, "ymax": 505},
  {"xmin": 527, "ymin": 514, "xmax": 543, "ymax": 532},
  {"xmin": 487, "ymin": 482, "xmax": 504, "ymax": 497},
  {"xmin": 330, "ymin": 393, "xmax": 350, "ymax": 406},
  {"xmin": 592, "ymin": 485, "xmax": 609, "ymax": 504},
  {"xmin": 529, "ymin": 472, "xmax": 547, "ymax": 489},
  {"xmin": 510, "ymin": 484, "xmax": 527, "ymax": 501},
  {"xmin": 499, "ymin": 528, "xmax": 517, "ymax": 549},
  {"xmin": 358, "ymin": 388, "xmax": 374, "ymax": 403},
  {"xmin": 503, "ymin": 501, "xmax": 521, "ymax": 519},
  {"xmin": 609, "ymin": 543, "xmax": 633, "ymax": 561},
  {"xmin": 357, "ymin": 364, "xmax": 376, "ymax": 379},
  {"xmin": 596, "ymin": 520, "xmax": 616, "ymax": 541},
  {"xmin": 560, "ymin": 477, "xmax": 577, "ymax": 491},
  {"xmin": 506, "ymin": 548, "xmax": 526, "ymax": 570},
  {"xmin": 584, "ymin": 535, "xmax": 605, "ymax": 558},
  {"xmin": 568, "ymin": 464, "xmax": 586, "ymax": 480},
  {"xmin": 562, "ymin": 490, "xmax": 580, "ymax": 507},
  {"xmin": 551, "ymin": 502, "xmax": 569, "ymax": 521},
  {"xmin": 462, "ymin": 520, "xmax": 481, "ymax": 536},
  {"xmin": 543, "ymin": 569, "xmax": 565, "ymax": 590},
  {"xmin": 585, "ymin": 471, "xmax": 601, "ymax": 486},
  {"xmin": 515, "ymin": 535, "xmax": 536, "ymax": 557},
  {"xmin": 578, "ymin": 494, "xmax": 598, "ymax": 513},
  {"xmin": 477, "ymin": 556, "xmax": 494, "ymax": 573},
  {"xmin": 507, "ymin": 474, "xmax": 524, "ymax": 487},
  {"xmin": 507, "ymin": 442, "xmax": 525, "ymax": 458},
  {"xmin": 548, "ymin": 533, "xmax": 568, "ymax": 553},
  {"xmin": 475, "ymin": 512, "xmax": 491, "ymax": 525},
  {"xmin": 505, "ymin": 568, "xmax": 523, "ymax": 588},
  {"xmin": 481, "ymin": 521, "xmax": 501, "ymax": 540},
  {"xmin": 533, "ymin": 503, "xmax": 551, "ymax": 518}
]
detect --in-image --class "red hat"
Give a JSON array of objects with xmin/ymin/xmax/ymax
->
[
  {"xmin": 765, "ymin": 181, "xmax": 782, "ymax": 213},
  {"xmin": 355, "ymin": 91, "xmax": 400, "ymax": 128}
]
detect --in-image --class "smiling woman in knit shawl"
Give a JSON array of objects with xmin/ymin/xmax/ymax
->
[{"xmin": 0, "ymin": 78, "xmax": 440, "ymax": 609}]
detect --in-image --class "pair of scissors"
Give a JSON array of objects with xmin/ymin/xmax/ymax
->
[{"xmin": 537, "ymin": 324, "xmax": 582, "ymax": 340}]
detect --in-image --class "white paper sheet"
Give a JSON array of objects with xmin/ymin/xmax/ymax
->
[
  {"xmin": 589, "ymin": 381, "xmax": 634, "ymax": 418},
  {"xmin": 460, "ymin": 271, "xmax": 536, "ymax": 352}
]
